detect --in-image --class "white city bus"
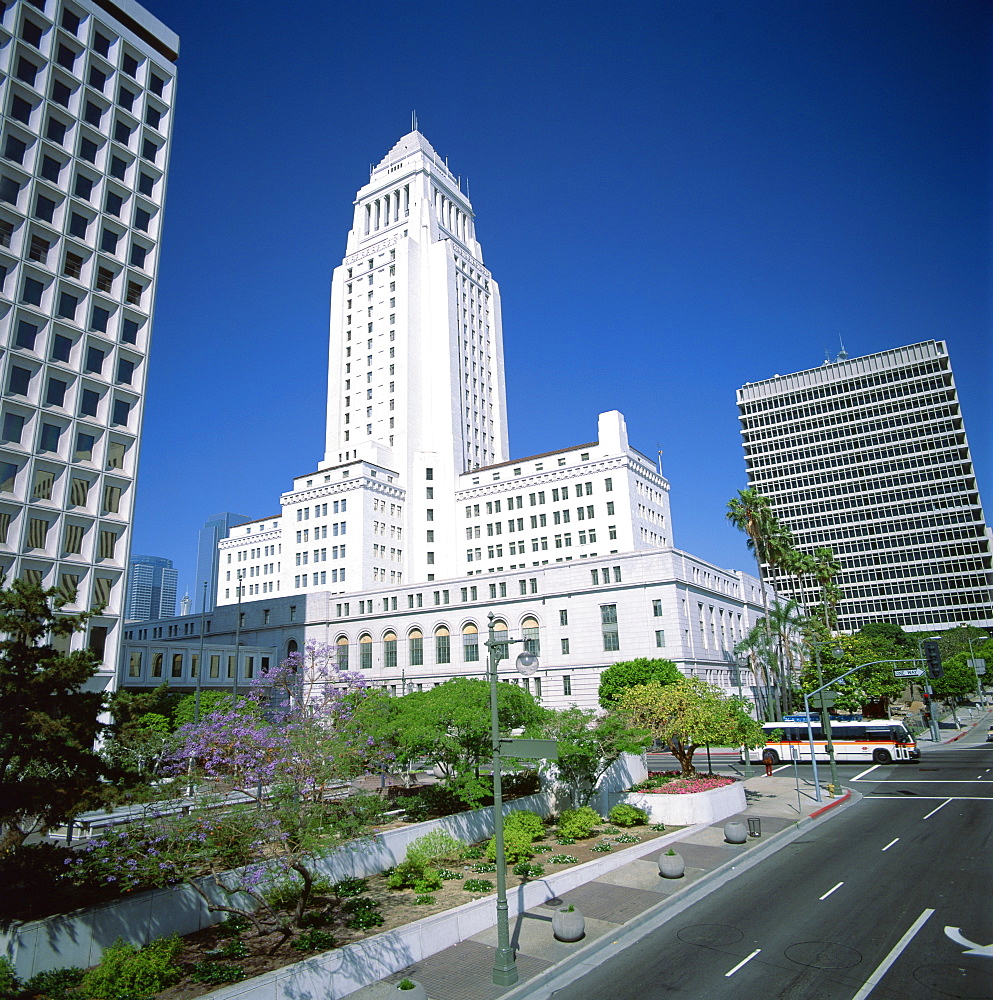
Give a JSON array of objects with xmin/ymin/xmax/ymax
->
[{"xmin": 746, "ymin": 717, "xmax": 919, "ymax": 765}]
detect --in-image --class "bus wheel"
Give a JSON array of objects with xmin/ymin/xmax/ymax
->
[{"xmin": 873, "ymin": 749, "xmax": 892, "ymax": 764}]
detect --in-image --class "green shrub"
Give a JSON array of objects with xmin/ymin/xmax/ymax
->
[
  {"xmin": 557, "ymin": 807, "xmax": 601, "ymax": 840},
  {"xmin": 463, "ymin": 878, "xmax": 494, "ymax": 893},
  {"xmin": 343, "ymin": 897, "xmax": 381, "ymax": 915},
  {"xmin": 463, "ymin": 845, "xmax": 485, "ymax": 859},
  {"xmin": 485, "ymin": 829, "xmax": 535, "ymax": 864},
  {"xmin": 503, "ymin": 809, "xmax": 544, "ymax": 842},
  {"xmin": 346, "ymin": 907, "xmax": 384, "ymax": 930},
  {"xmin": 608, "ymin": 804, "xmax": 648, "ymax": 828},
  {"xmin": 614, "ymin": 833, "xmax": 640, "ymax": 844},
  {"xmin": 263, "ymin": 874, "xmax": 332, "ymax": 910},
  {"xmin": 190, "ymin": 962, "xmax": 246, "ymax": 985},
  {"xmin": 650, "ymin": 823, "xmax": 666, "ymax": 832},
  {"xmin": 217, "ymin": 914, "xmax": 251, "ymax": 937},
  {"xmin": 471, "ymin": 862, "xmax": 497, "ymax": 873},
  {"xmin": 0, "ymin": 959, "xmax": 20, "ymax": 1000},
  {"xmin": 437, "ymin": 868, "xmax": 461, "ymax": 880},
  {"xmin": 548, "ymin": 854, "xmax": 578, "ymax": 864},
  {"xmin": 413, "ymin": 894, "xmax": 435, "ymax": 905},
  {"xmin": 23, "ymin": 968, "xmax": 85, "ymax": 1000},
  {"xmin": 388, "ymin": 858, "xmax": 437, "ymax": 890},
  {"xmin": 290, "ymin": 928, "xmax": 337, "ymax": 952},
  {"xmin": 78, "ymin": 937, "xmax": 182, "ymax": 999},
  {"xmin": 556, "ymin": 835, "xmax": 576, "ymax": 845},
  {"xmin": 405, "ymin": 830, "xmax": 466, "ymax": 866},
  {"xmin": 512, "ymin": 861, "xmax": 545, "ymax": 879},
  {"xmin": 332, "ymin": 877, "xmax": 369, "ymax": 898},
  {"xmin": 412, "ymin": 869, "xmax": 443, "ymax": 893},
  {"xmin": 591, "ymin": 842, "xmax": 612, "ymax": 853}
]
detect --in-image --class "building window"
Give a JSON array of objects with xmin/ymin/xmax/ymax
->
[
  {"xmin": 522, "ymin": 616, "xmax": 540, "ymax": 656},
  {"xmin": 655, "ymin": 630, "xmax": 666, "ymax": 648},
  {"xmin": 462, "ymin": 623, "xmax": 478, "ymax": 662},
  {"xmin": 52, "ymin": 335, "xmax": 72, "ymax": 366},
  {"xmin": 359, "ymin": 634, "xmax": 373, "ymax": 669},
  {"xmin": 653, "ymin": 599, "xmax": 663, "ymax": 617},
  {"xmin": 601, "ymin": 604, "xmax": 619, "ymax": 651},
  {"xmin": 2, "ymin": 413, "xmax": 24, "ymax": 444},
  {"xmin": 561, "ymin": 639, "xmax": 570, "ymax": 656},
  {"xmin": 383, "ymin": 631, "xmax": 397, "ymax": 668},
  {"xmin": 409, "ymin": 629, "xmax": 423, "ymax": 666},
  {"xmin": 435, "ymin": 626, "xmax": 450, "ymax": 664}
]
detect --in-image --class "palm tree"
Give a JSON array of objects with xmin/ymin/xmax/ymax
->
[
  {"xmin": 812, "ymin": 547, "xmax": 842, "ymax": 628},
  {"xmin": 727, "ymin": 489, "xmax": 787, "ymax": 717}
]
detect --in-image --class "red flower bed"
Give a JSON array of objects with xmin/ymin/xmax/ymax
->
[{"xmin": 633, "ymin": 771, "xmax": 737, "ymax": 795}]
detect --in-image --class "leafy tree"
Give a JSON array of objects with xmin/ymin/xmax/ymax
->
[
  {"xmin": 811, "ymin": 548, "xmax": 841, "ymax": 627},
  {"xmin": 932, "ymin": 651, "xmax": 984, "ymax": 701},
  {"xmin": 799, "ymin": 634, "xmax": 904, "ymax": 714},
  {"xmin": 102, "ymin": 712, "xmax": 173, "ymax": 781},
  {"xmin": 0, "ymin": 580, "xmax": 108, "ymax": 851},
  {"xmin": 107, "ymin": 682, "xmax": 181, "ymax": 733},
  {"xmin": 541, "ymin": 707, "xmax": 650, "ymax": 806},
  {"xmin": 173, "ymin": 688, "xmax": 258, "ymax": 728},
  {"xmin": 353, "ymin": 677, "xmax": 544, "ymax": 806},
  {"xmin": 618, "ymin": 678, "xmax": 765, "ymax": 776},
  {"xmin": 858, "ymin": 622, "xmax": 916, "ymax": 654},
  {"xmin": 70, "ymin": 651, "xmax": 385, "ymax": 941},
  {"xmin": 597, "ymin": 657, "xmax": 681, "ymax": 709},
  {"xmin": 933, "ymin": 625, "xmax": 992, "ymax": 662}
]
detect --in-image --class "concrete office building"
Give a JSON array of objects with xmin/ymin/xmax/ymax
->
[
  {"xmin": 121, "ymin": 130, "xmax": 768, "ymax": 708},
  {"xmin": 738, "ymin": 341, "xmax": 993, "ymax": 632},
  {"xmin": 124, "ymin": 552, "xmax": 175, "ymax": 621},
  {"xmin": 0, "ymin": 0, "xmax": 177, "ymax": 688}
]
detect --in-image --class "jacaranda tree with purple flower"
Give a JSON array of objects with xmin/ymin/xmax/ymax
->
[{"xmin": 69, "ymin": 642, "xmax": 386, "ymax": 941}]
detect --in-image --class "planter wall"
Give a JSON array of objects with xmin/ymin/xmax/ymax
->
[
  {"xmin": 607, "ymin": 780, "xmax": 746, "ymax": 827},
  {"xmin": 196, "ymin": 827, "xmax": 691, "ymax": 1000},
  {"xmin": 1, "ymin": 790, "xmax": 561, "ymax": 980}
]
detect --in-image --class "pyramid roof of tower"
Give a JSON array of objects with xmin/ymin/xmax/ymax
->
[{"xmin": 377, "ymin": 130, "xmax": 440, "ymax": 167}]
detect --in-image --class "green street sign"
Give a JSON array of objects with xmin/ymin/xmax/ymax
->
[
  {"xmin": 817, "ymin": 691, "xmax": 837, "ymax": 708},
  {"xmin": 499, "ymin": 738, "xmax": 558, "ymax": 760}
]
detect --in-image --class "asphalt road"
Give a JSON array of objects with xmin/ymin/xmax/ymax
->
[{"xmin": 542, "ymin": 744, "xmax": 993, "ymax": 1000}]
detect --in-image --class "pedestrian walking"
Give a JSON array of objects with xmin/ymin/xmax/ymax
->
[{"xmin": 763, "ymin": 749, "xmax": 775, "ymax": 777}]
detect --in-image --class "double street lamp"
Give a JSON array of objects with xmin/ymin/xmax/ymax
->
[{"xmin": 483, "ymin": 613, "xmax": 543, "ymax": 988}]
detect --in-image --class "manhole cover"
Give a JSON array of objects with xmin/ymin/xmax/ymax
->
[
  {"xmin": 914, "ymin": 964, "xmax": 993, "ymax": 998},
  {"xmin": 677, "ymin": 924, "xmax": 744, "ymax": 947},
  {"xmin": 785, "ymin": 941, "xmax": 862, "ymax": 969}
]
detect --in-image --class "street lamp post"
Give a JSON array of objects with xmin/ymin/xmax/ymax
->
[
  {"xmin": 811, "ymin": 642, "xmax": 841, "ymax": 795},
  {"xmin": 966, "ymin": 636, "xmax": 986, "ymax": 708},
  {"xmin": 483, "ymin": 613, "xmax": 537, "ymax": 988}
]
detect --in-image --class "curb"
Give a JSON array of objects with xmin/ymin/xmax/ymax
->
[{"xmin": 499, "ymin": 787, "xmax": 862, "ymax": 1000}]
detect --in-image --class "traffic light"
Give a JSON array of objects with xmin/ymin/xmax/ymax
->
[{"xmin": 922, "ymin": 640, "xmax": 943, "ymax": 680}]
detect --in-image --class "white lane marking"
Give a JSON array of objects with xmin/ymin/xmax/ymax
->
[
  {"xmin": 856, "ymin": 779, "xmax": 990, "ymax": 783},
  {"xmin": 851, "ymin": 764, "xmax": 880, "ymax": 781},
  {"xmin": 863, "ymin": 796, "xmax": 993, "ymax": 802},
  {"xmin": 923, "ymin": 799, "xmax": 952, "ymax": 819},
  {"xmin": 819, "ymin": 882, "xmax": 844, "ymax": 900},
  {"xmin": 881, "ymin": 838, "xmax": 899, "ymax": 851},
  {"xmin": 773, "ymin": 763, "xmax": 791, "ymax": 773},
  {"xmin": 725, "ymin": 949, "xmax": 761, "ymax": 977},
  {"xmin": 850, "ymin": 909, "xmax": 934, "ymax": 1000}
]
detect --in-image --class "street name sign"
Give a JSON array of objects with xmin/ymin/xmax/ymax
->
[
  {"xmin": 894, "ymin": 667, "xmax": 924, "ymax": 678},
  {"xmin": 499, "ymin": 738, "xmax": 558, "ymax": 760}
]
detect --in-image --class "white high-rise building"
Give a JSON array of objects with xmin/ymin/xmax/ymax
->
[
  {"xmin": 0, "ymin": 0, "xmax": 177, "ymax": 687},
  {"xmin": 738, "ymin": 341, "xmax": 993, "ymax": 631},
  {"xmin": 125, "ymin": 553, "xmax": 176, "ymax": 621},
  {"xmin": 122, "ymin": 130, "xmax": 768, "ymax": 709}
]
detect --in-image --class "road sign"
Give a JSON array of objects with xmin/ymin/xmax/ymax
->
[
  {"xmin": 968, "ymin": 659, "xmax": 986, "ymax": 675},
  {"xmin": 499, "ymin": 738, "xmax": 558, "ymax": 760},
  {"xmin": 895, "ymin": 668, "xmax": 924, "ymax": 678},
  {"xmin": 817, "ymin": 690, "xmax": 837, "ymax": 708}
]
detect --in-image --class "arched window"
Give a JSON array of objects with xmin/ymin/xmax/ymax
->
[
  {"xmin": 336, "ymin": 636, "xmax": 349, "ymax": 670},
  {"xmin": 151, "ymin": 652, "xmax": 163, "ymax": 677},
  {"xmin": 462, "ymin": 623, "xmax": 478, "ymax": 662},
  {"xmin": 435, "ymin": 625, "xmax": 450, "ymax": 665},
  {"xmin": 383, "ymin": 630, "xmax": 397, "ymax": 669},
  {"xmin": 522, "ymin": 615, "xmax": 540, "ymax": 656},
  {"xmin": 359, "ymin": 633, "xmax": 373, "ymax": 670},
  {"xmin": 171, "ymin": 652, "xmax": 183, "ymax": 677},
  {"xmin": 491, "ymin": 619, "xmax": 508, "ymax": 662},
  {"xmin": 409, "ymin": 628, "xmax": 423, "ymax": 666},
  {"xmin": 286, "ymin": 639, "xmax": 299, "ymax": 657}
]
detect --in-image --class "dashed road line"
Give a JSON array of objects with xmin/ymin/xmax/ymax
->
[
  {"xmin": 725, "ymin": 949, "xmax": 760, "ymax": 977},
  {"xmin": 881, "ymin": 838, "xmax": 899, "ymax": 851},
  {"xmin": 851, "ymin": 764, "xmax": 880, "ymax": 781},
  {"xmin": 819, "ymin": 882, "xmax": 844, "ymax": 900},
  {"xmin": 923, "ymin": 799, "xmax": 952, "ymax": 819}
]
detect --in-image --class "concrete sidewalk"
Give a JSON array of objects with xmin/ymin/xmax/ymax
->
[{"xmin": 346, "ymin": 768, "xmax": 853, "ymax": 1000}]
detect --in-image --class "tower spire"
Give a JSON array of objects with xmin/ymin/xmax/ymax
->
[{"xmin": 411, "ymin": 109, "xmax": 418, "ymax": 133}]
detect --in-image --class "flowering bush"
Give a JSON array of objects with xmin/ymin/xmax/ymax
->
[{"xmin": 632, "ymin": 771, "xmax": 736, "ymax": 795}]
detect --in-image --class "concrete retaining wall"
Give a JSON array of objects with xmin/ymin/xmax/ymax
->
[
  {"xmin": 607, "ymin": 781, "xmax": 746, "ymax": 826},
  {"xmin": 198, "ymin": 826, "xmax": 695, "ymax": 1000},
  {"xmin": 1, "ymin": 790, "xmax": 565, "ymax": 980}
]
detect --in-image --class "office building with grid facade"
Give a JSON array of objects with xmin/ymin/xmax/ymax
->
[
  {"xmin": 0, "ymin": 0, "xmax": 177, "ymax": 686},
  {"xmin": 738, "ymin": 341, "xmax": 993, "ymax": 632}
]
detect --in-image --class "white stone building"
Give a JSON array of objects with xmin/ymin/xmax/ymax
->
[
  {"xmin": 738, "ymin": 341, "xmax": 993, "ymax": 631},
  {"xmin": 121, "ymin": 129, "xmax": 768, "ymax": 708},
  {"xmin": 0, "ymin": 0, "xmax": 177, "ymax": 688}
]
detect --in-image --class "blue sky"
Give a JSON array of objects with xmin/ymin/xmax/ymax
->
[{"xmin": 133, "ymin": 0, "xmax": 992, "ymax": 599}]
